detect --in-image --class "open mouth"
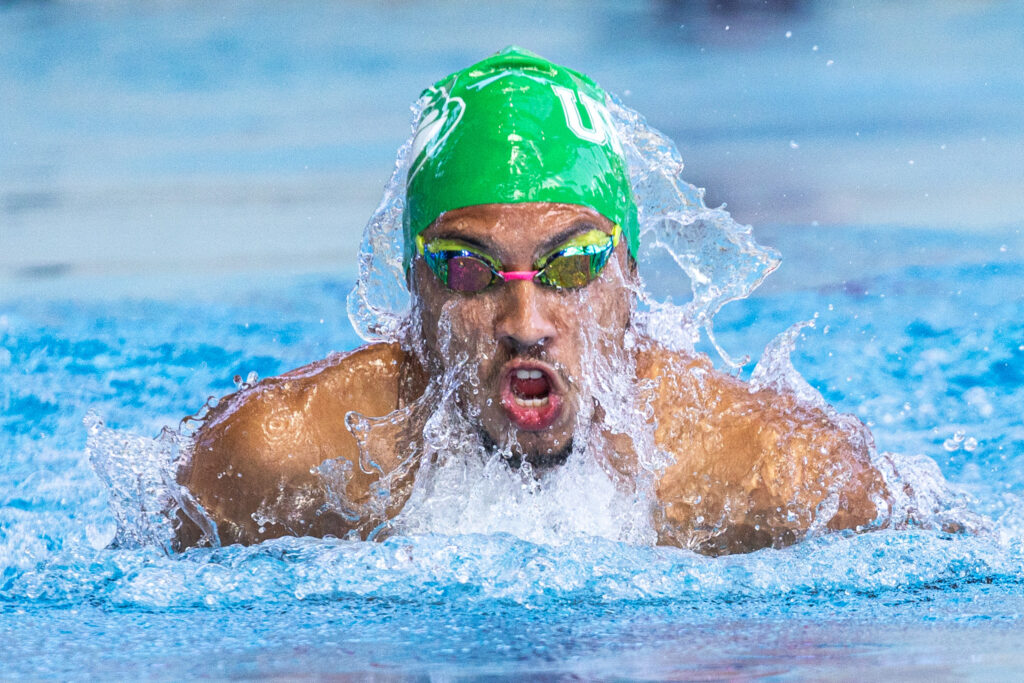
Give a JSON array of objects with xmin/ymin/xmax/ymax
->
[{"xmin": 500, "ymin": 363, "xmax": 563, "ymax": 431}]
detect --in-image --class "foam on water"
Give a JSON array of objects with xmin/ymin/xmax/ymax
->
[{"xmin": 2, "ymin": 530, "xmax": 1022, "ymax": 610}]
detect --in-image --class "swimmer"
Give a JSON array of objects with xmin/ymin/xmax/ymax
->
[{"xmin": 175, "ymin": 47, "xmax": 891, "ymax": 555}]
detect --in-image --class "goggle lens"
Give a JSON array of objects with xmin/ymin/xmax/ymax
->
[
  {"xmin": 539, "ymin": 253, "xmax": 594, "ymax": 289},
  {"xmin": 447, "ymin": 255, "xmax": 496, "ymax": 292}
]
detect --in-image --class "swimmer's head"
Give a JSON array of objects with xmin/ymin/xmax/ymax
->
[
  {"xmin": 404, "ymin": 48, "xmax": 638, "ymax": 467},
  {"xmin": 403, "ymin": 46, "xmax": 639, "ymax": 269}
]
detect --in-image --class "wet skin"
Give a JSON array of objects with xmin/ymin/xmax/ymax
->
[{"xmin": 177, "ymin": 203, "xmax": 890, "ymax": 554}]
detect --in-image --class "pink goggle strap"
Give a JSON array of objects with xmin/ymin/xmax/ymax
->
[{"xmin": 498, "ymin": 270, "xmax": 539, "ymax": 281}]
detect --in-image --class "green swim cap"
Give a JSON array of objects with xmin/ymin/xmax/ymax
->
[{"xmin": 403, "ymin": 46, "xmax": 639, "ymax": 267}]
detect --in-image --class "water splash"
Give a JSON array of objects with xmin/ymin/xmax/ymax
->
[
  {"xmin": 345, "ymin": 101, "xmax": 420, "ymax": 343},
  {"xmin": 85, "ymin": 411, "xmax": 218, "ymax": 553},
  {"xmin": 80, "ymin": 87, "xmax": 989, "ymax": 555},
  {"xmin": 608, "ymin": 95, "xmax": 781, "ymax": 367},
  {"xmin": 333, "ymin": 285, "xmax": 662, "ymax": 546}
]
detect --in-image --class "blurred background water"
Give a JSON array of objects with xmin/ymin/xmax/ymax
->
[
  {"xmin": 2, "ymin": 0, "xmax": 1023, "ymax": 678},
  {"xmin": 3, "ymin": 0, "xmax": 1021, "ymax": 291}
]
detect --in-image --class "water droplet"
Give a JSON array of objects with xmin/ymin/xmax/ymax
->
[
  {"xmin": 785, "ymin": 30, "xmax": 792, "ymax": 38},
  {"xmin": 789, "ymin": 140, "xmax": 799, "ymax": 149},
  {"xmin": 963, "ymin": 437, "xmax": 978, "ymax": 452},
  {"xmin": 812, "ymin": 45, "xmax": 819, "ymax": 51},
  {"xmin": 85, "ymin": 522, "xmax": 116, "ymax": 550},
  {"xmin": 944, "ymin": 430, "xmax": 966, "ymax": 451},
  {"xmin": 826, "ymin": 60, "xmax": 834, "ymax": 66}
]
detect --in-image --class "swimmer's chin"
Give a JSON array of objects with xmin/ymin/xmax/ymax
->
[{"xmin": 480, "ymin": 429, "xmax": 572, "ymax": 472}]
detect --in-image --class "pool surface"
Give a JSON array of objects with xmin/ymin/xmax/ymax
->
[{"xmin": 3, "ymin": 0, "xmax": 1023, "ymax": 678}]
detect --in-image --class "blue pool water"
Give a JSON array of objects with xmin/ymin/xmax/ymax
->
[{"xmin": 3, "ymin": 0, "xmax": 1024, "ymax": 678}]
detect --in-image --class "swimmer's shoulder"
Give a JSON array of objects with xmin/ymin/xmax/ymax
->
[
  {"xmin": 275, "ymin": 340, "xmax": 411, "ymax": 417},
  {"xmin": 200, "ymin": 341, "xmax": 409, "ymax": 436},
  {"xmin": 633, "ymin": 340, "xmax": 736, "ymax": 458},
  {"xmin": 636, "ymin": 339, "xmax": 821, "ymax": 417},
  {"xmin": 179, "ymin": 342, "xmax": 413, "ymax": 545},
  {"xmin": 636, "ymin": 338, "xmax": 887, "ymax": 553},
  {"xmin": 634, "ymin": 340, "xmax": 727, "ymax": 406}
]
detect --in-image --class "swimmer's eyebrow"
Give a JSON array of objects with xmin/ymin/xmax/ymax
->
[
  {"xmin": 430, "ymin": 220, "xmax": 604, "ymax": 257},
  {"xmin": 428, "ymin": 232, "xmax": 491, "ymax": 250},
  {"xmin": 537, "ymin": 221, "xmax": 602, "ymax": 255}
]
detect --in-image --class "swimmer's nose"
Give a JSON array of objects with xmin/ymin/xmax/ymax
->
[{"xmin": 495, "ymin": 280, "xmax": 557, "ymax": 350}]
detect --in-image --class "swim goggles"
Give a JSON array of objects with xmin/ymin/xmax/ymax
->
[{"xmin": 416, "ymin": 225, "xmax": 621, "ymax": 293}]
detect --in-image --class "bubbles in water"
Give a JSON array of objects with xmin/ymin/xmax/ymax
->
[{"xmin": 944, "ymin": 430, "xmax": 966, "ymax": 452}]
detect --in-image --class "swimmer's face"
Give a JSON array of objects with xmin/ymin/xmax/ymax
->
[{"xmin": 413, "ymin": 202, "xmax": 633, "ymax": 467}]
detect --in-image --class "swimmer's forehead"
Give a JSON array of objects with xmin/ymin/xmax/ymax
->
[{"xmin": 421, "ymin": 203, "xmax": 614, "ymax": 259}]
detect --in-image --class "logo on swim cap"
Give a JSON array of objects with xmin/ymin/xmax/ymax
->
[
  {"xmin": 409, "ymin": 86, "xmax": 465, "ymax": 182},
  {"xmin": 403, "ymin": 46, "xmax": 639, "ymax": 268},
  {"xmin": 550, "ymin": 85, "xmax": 620, "ymax": 152}
]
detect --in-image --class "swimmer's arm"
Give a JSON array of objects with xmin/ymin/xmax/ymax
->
[
  {"xmin": 175, "ymin": 342, "xmax": 409, "ymax": 549},
  {"xmin": 646, "ymin": 351, "xmax": 887, "ymax": 555}
]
